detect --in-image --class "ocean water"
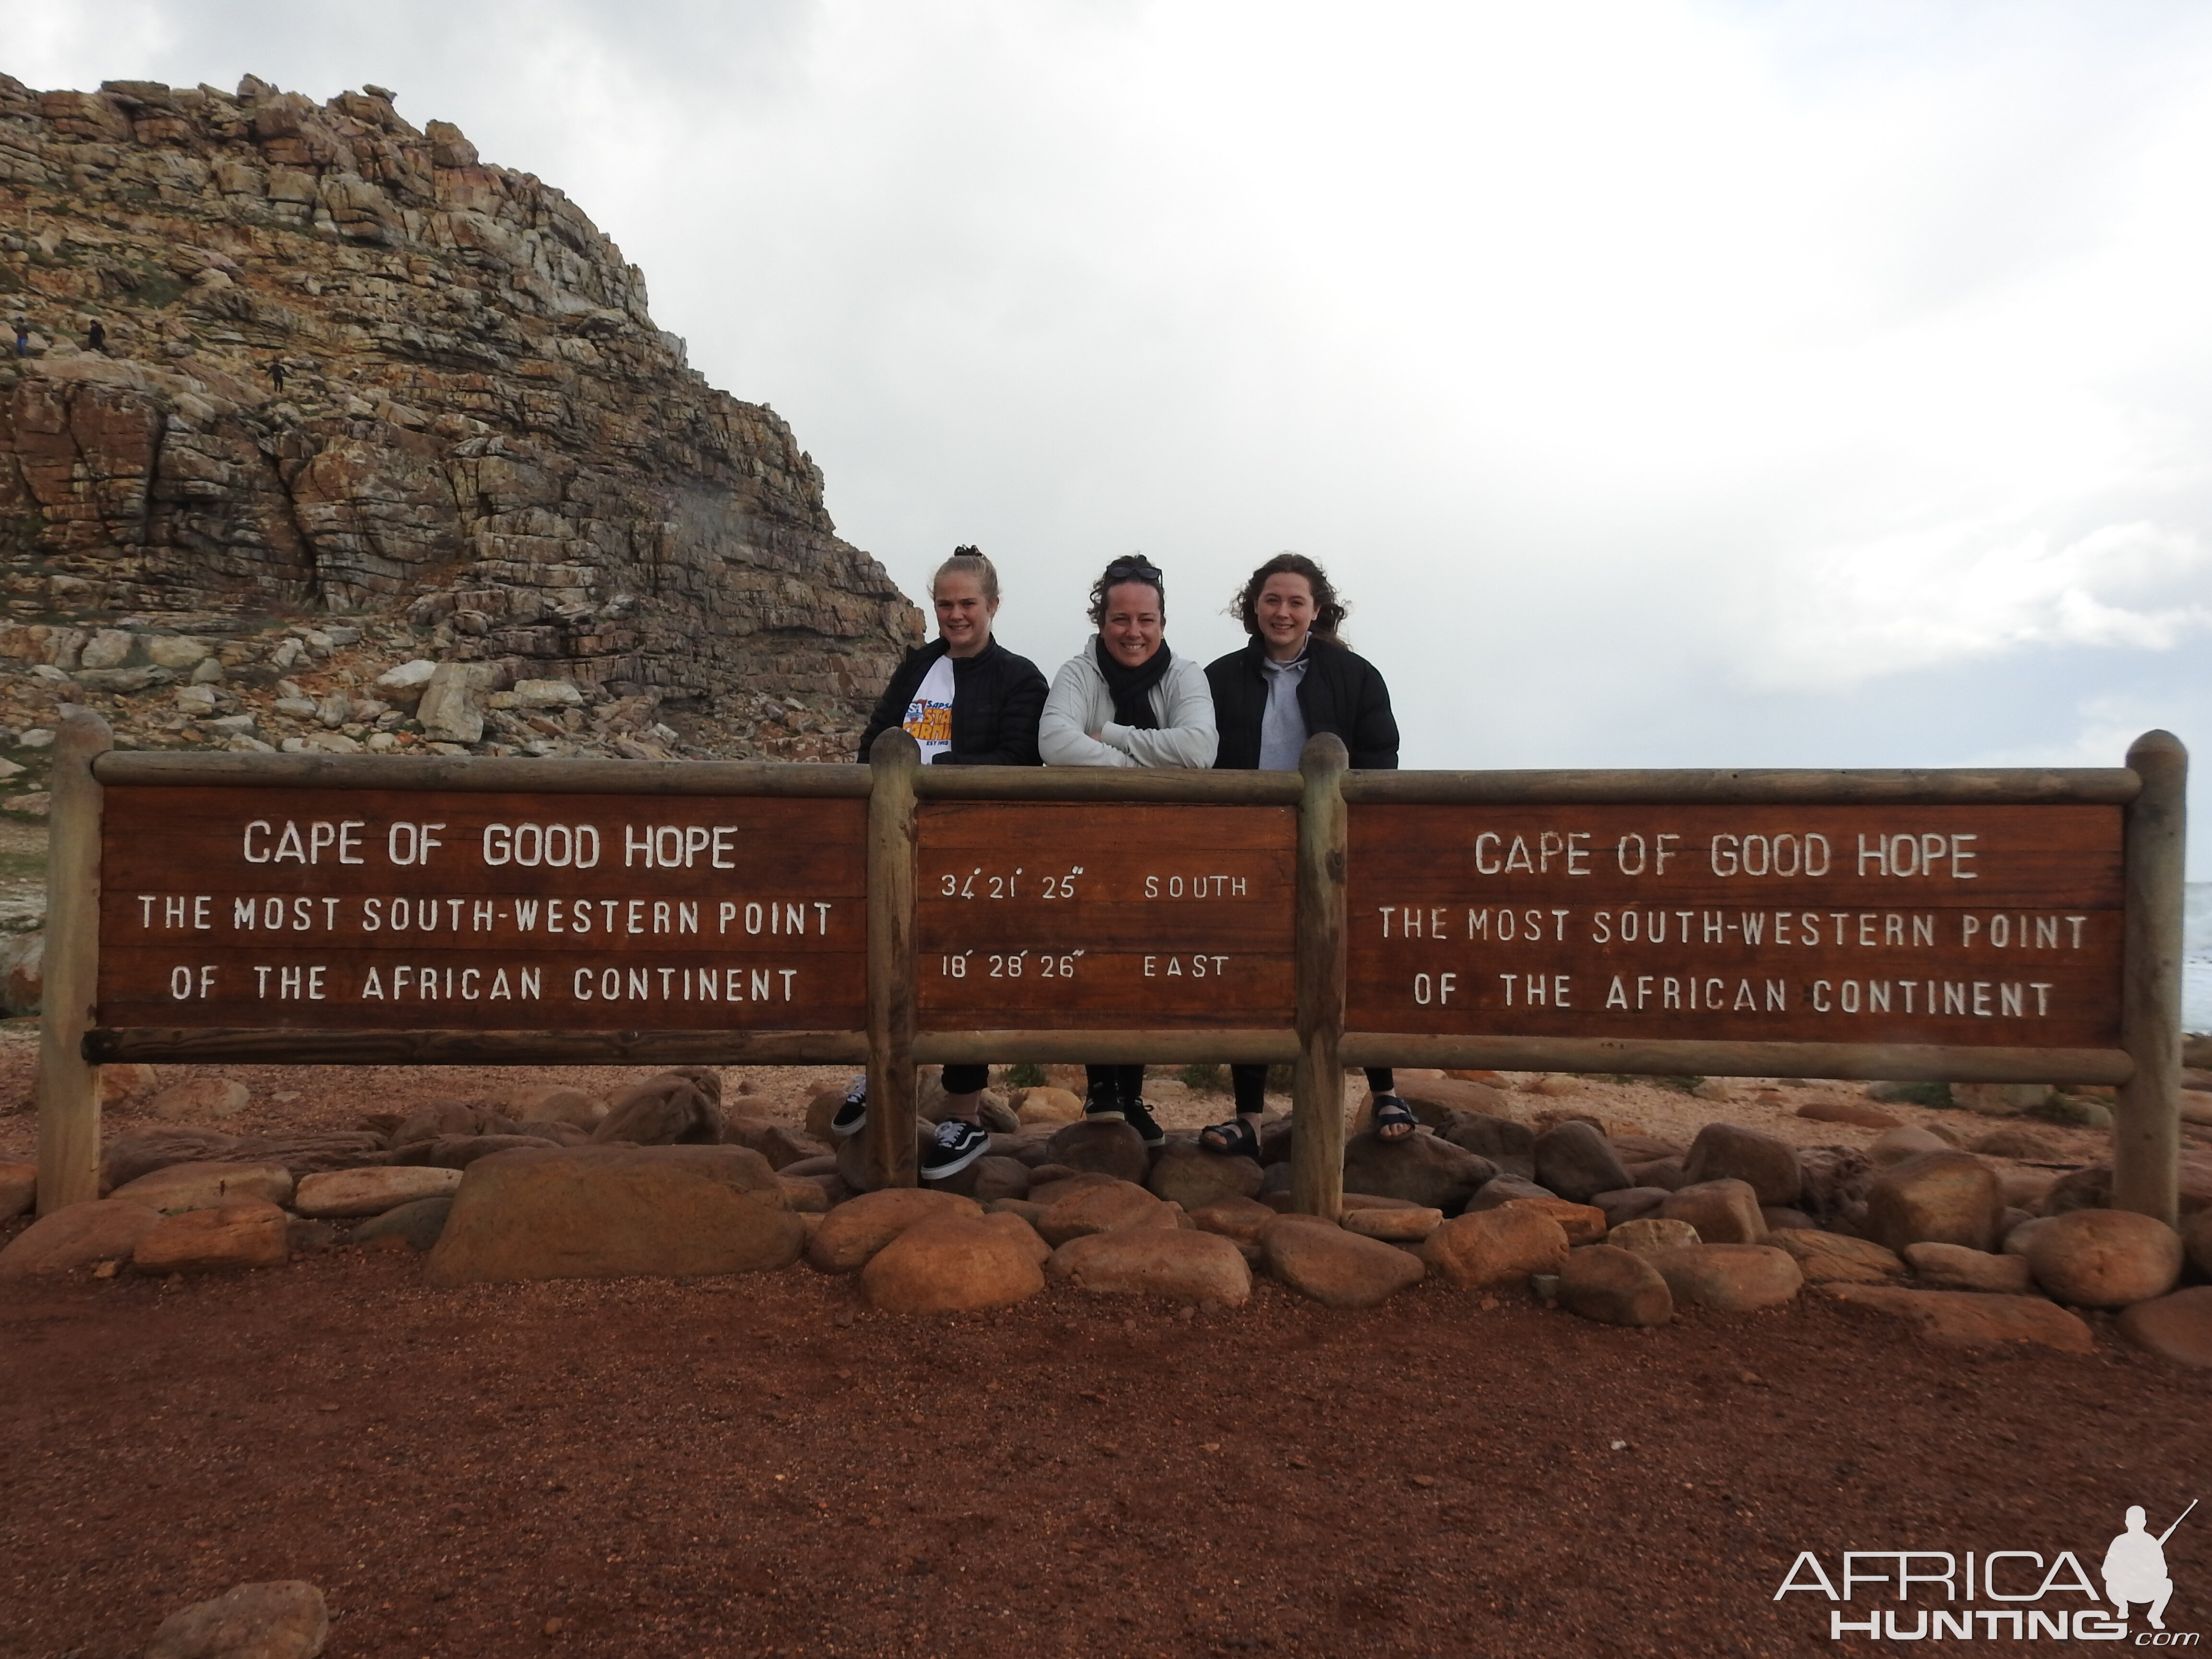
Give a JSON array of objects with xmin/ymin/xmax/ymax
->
[{"xmin": 2188, "ymin": 883, "xmax": 2211, "ymax": 1037}]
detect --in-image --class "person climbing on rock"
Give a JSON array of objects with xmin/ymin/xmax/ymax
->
[
  {"xmin": 12, "ymin": 319, "xmax": 28, "ymax": 358},
  {"xmin": 841, "ymin": 546, "xmax": 1047, "ymax": 1178},
  {"xmin": 1200, "ymin": 552, "xmax": 1410, "ymax": 1157},
  {"xmin": 1039, "ymin": 554, "xmax": 1218, "ymax": 1145},
  {"xmin": 85, "ymin": 318, "xmax": 104, "ymax": 353}
]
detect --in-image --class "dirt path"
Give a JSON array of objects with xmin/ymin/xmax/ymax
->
[{"xmin": 1, "ymin": 1255, "xmax": 2203, "ymax": 1658}]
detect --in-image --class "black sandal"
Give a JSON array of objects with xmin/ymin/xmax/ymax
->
[
  {"xmin": 1199, "ymin": 1118, "xmax": 1261, "ymax": 1158},
  {"xmin": 1371, "ymin": 1094, "xmax": 1417, "ymax": 1141}
]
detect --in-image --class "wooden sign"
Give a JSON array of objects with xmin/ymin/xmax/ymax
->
[
  {"xmin": 97, "ymin": 787, "xmax": 867, "ymax": 1032},
  {"xmin": 916, "ymin": 803, "xmax": 1294, "ymax": 1030},
  {"xmin": 1347, "ymin": 804, "xmax": 2124, "ymax": 1046}
]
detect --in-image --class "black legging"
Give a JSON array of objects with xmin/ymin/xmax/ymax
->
[
  {"xmin": 1084, "ymin": 1064, "xmax": 1146, "ymax": 1108},
  {"xmin": 1230, "ymin": 1064, "xmax": 1395, "ymax": 1115},
  {"xmin": 942, "ymin": 1064, "xmax": 990, "ymax": 1095}
]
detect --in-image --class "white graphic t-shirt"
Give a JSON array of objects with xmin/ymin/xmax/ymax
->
[{"xmin": 902, "ymin": 653, "xmax": 956, "ymax": 763}]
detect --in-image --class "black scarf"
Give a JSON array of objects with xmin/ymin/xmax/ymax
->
[{"xmin": 1094, "ymin": 635, "xmax": 1172, "ymax": 730}]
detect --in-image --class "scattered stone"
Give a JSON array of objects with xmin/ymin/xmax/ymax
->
[
  {"xmin": 1681, "ymin": 1122, "xmax": 1803, "ymax": 1206},
  {"xmin": 1262, "ymin": 1216, "xmax": 1426, "ymax": 1308},
  {"xmin": 133, "ymin": 1200, "xmax": 290, "ymax": 1274},
  {"xmin": 1657, "ymin": 1178, "xmax": 1767, "ymax": 1244},
  {"xmin": 1440, "ymin": 1111, "xmax": 1536, "ymax": 1178},
  {"xmin": 1768, "ymin": 1228, "xmax": 1905, "ymax": 1285},
  {"xmin": 1589, "ymin": 1187, "xmax": 1670, "ymax": 1228},
  {"xmin": 1558, "ymin": 1244, "xmax": 1674, "ymax": 1327},
  {"xmin": 1051, "ymin": 1227, "xmax": 1253, "ymax": 1305},
  {"xmin": 1868, "ymin": 1126, "xmax": 1953, "ymax": 1166},
  {"xmin": 1997, "ymin": 1167, "xmax": 2057, "ymax": 1210},
  {"xmin": 2002, "ymin": 1215, "xmax": 2056, "ymax": 1257},
  {"xmin": 1395, "ymin": 1074, "xmax": 1515, "ymax": 1123},
  {"xmin": 720, "ymin": 1118, "xmax": 819, "ymax": 1170},
  {"xmin": 108, "ymin": 1160, "xmax": 295, "ymax": 1214},
  {"xmin": 928, "ymin": 1154, "xmax": 1032, "ymax": 1204},
  {"xmin": 1865, "ymin": 1151, "xmax": 2004, "ymax": 1253},
  {"xmin": 834, "ymin": 1121, "xmax": 935, "ymax": 1194},
  {"xmin": 1464, "ymin": 1174, "xmax": 1559, "ymax": 1212},
  {"xmin": 1609, "ymin": 1133, "xmax": 1685, "ymax": 1163},
  {"xmin": 1418, "ymin": 1206, "xmax": 1570, "ymax": 1289},
  {"xmin": 1607, "ymin": 1217, "xmax": 1702, "ymax": 1256},
  {"xmin": 1147, "ymin": 1142, "xmax": 1264, "ymax": 1211},
  {"xmin": 776, "ymin": 1176, "xmax": 831, "ymax": 1213},
  {"xmin": 1953, "ymin": 1082, "xmax": 2051, "ymax": 1117},
  {"xmin": 288, "ymin": 1219, "xmax": 339, "ymax": 1255},
  {"xmin": 806, "ymin": 1189, "xmax": 984, "ymax": 1272},
  {"xmin": 1626, "ymin": 1159, "xmax": 1689, "ymax": 1191},
  {"xmin": 1342, "ymin": 1206, "xmax": 1443, "ymax": 1243},
  {"xmin": 862, "ymin": 1215, "xmax": 1046, "ymax": 1313},
  {"xmin": 2116, "ymin": 1286, "xmax": 2212, "ymax": 1369},
  {"xmin": 1759, "ymin": 1205, "xmax": 1817, "ymax": 1232},
  {"xmin": 1796, "ymin": 1099, "xmax": 1901, "ymax": 1130},
  {"xmin": 147, "ymin": 1076, "xmax": 251, "ymax": 1121},
  {"xmin": 1501, "ymin": 1195, "xmax": 1607, "ymax": 1245},
  {"xmin": 426, "ymin": 1145, "xmax": 804, "ymax": 1287},
  {"xmin": 1826, "ymin": 1285, "xmax": 2093, "ymax": 1353},
  {"xmin": 100, "ymin": 1127, "xmax": 241, "ymax": 1190},
  {"xmin": 1867, "ymin": 1080, "xmax": 1952, "ymax": 1107},
  {"xmin": 0, "ymin": 1199, "xmax": 161, "ymax": 1276},
  {"xmin": 1, "ymin": 1160, "xmax": 37, "ymax": 1218},
  {"xmin": 592, "ymin": 1071, "xmax": 722, "ymax": 1146},
  {"xmin": 1646, "ymin": 1244, "xmax": 1802, "ymax": 1311},
  {"xmin": 389, "ymin": 1099, "xmax": 505, "ymax": 1145},
  {"xmin": 804, "ymin": 1082, "xmax": 851, "ymax": 1146},
  {"xmin": 1189, "ymin": 1195, "xmax": 1278, "ymax": 1247},
  {"xmin": 349, "ymin": 1196, "xmax": 454, "ymax": 1253},
  {"xmin": 1903, "ymin": 1241, "xmax": 2034, "ymax": 1294},
  {"xmin": 1045, "ymin": 1118, "xmax": 1152, "ymax": 1184},
  {"xmin": 1036, "ymin": 1180, "xmax": 1173, "ymax": 1249},
  {"xmin": 1531, "ymin": 1120, "xmax": 1633, "ymax": 1203},
  {"xmin": 1972, "ymin": 1125, "xmax": 2063, "ymax": 1160},
  {"xmin": 1340, "ymin": 1128, "xmax": 1494, "ymax": 1211},
  {"xmin": 390, "ymin": 1133, "xmax": 559, "ymax": 1169},
  {"xmin": 99, "ymin": 1061, "xmax": 162, "ymax": 1106},
  {"xmin": 1795, "ymin": 1145, "xmax": 1875, "ymax": 1219},
  {"xmin": 145, "ymin": 1579, "xmax": 329, "ymax": 1659},
  {"xmin": 1015, "ymin": 1086, "xmax": 1083, "ymax": 1126},
  {"xmin": 2023, "ymin": 1209, "xmax": 2182, "ymax": 1309}
]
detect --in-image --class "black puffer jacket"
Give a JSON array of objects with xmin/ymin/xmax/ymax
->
[
  {"xmin": 857, "ymin": 637, "xmax": 1048, "ymax": 766},
  {"xmin": 1204, "ymin": 636, "xmax": 1399, "ymax": 770}
]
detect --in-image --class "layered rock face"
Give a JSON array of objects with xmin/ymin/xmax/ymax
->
[{"xmin": 0, "ymin": 74, "xmax": 921, "ymax": 762}]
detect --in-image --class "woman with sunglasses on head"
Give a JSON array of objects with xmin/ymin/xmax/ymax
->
[
  {"xmin": 838, "ymin": 546, "xmax": 1048, "ymax": 1178},
  {"xmin": 1198, "ymin": 552, "xmax": 1414, "ymax": 1156},
  {"xmin": 1039, "ymin": 555, "xmax": 1218, "ymax": 1142}
]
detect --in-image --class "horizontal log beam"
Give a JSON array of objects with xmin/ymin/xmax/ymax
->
[
  {"xmin": 91, "ymin": 752, "xmax": 873, "ymax": 798},
  {"xmin": 1339, "ymin": 767, "xmax": 2141, "ymax": 807},
  {"xmin": 914, "ymin": 766, "xmax": 1302, "ymax": 804},
  {"xmin": 914, "ymin": 1028, "xmax": 1300, "ymax": 1065},
  {"xmin": 1336, "ymin": 1033, "xmax": 2135, "ymax": 1085},
  {"xmin": 83, "ymin": 1028, "xmax": 869, "ymax": 1066}
]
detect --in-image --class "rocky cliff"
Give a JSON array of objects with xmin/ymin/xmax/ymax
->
[{"xmin": 0, "ymin": 74, "xmax": 922, "ymax": 772}]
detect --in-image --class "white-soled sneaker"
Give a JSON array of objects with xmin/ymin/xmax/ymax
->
[
  {"xmin": 831, "ymin": 1075, "xmax": 868, "ymax": 1137},
  {"xmin": 920, "ymin": 1118, "xmax": 990, "ymax": 1180}
]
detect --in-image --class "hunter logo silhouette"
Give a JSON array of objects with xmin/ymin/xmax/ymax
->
[{"xmin": 2106, "ymin": 1501, "xmax": 2194, "ymax": 1632}]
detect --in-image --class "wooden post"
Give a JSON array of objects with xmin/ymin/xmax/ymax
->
[
  {"xmin": 36, "ymin": 709, "xmax": 110, "ymax": 1214},
  {"xmin": 1290, "ymin": 734, "xmax": 1349, "ymax": 1218},
  {"xmin": 864, "ymin": 728, "xmax": 921, "ymax": 1190},
  {"xmin": 2115, "ymin": 729, "xmax": 2188, "ymax": 1225}
]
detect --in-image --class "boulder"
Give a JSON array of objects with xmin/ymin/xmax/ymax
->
[
  {"xmin": 1864, "ymin": 1152, "xmax": 2003, "ymax": 1253},
  {"xmin": 147, "ymin": 1076, "xmax": 251, "ymax": 1121},
  {"xmin": 806, "ymin": 1188, "xmax": 984, "ymax": 1272},
  {"xmin": 1868, "ymin": 1126, "xmax": 1953, "ymax": 1166},
  {"xmin": 720, "ymin": 1118, "xmax": 820, "ymax": 1171},
  {"xmin": 0, "ymin": 1160, "xmax": 33, "ymax": 1219},
  {"xmin": 1147, "ymin": 1142, "xmax": 1264, "ymax": 1211},
  {"xmin": 1681, "ymin": 1123, "xmax": 1803, "ymax": 1206},
  {"xmin": 834, "ymin": 1120, "xmax": 936, "ymax": 1193},
  {"xmin": 1440, "ymin": 1111, "xmax": 1536, "ymax": 1178},
  {"xmin": 804, "ymin": 1082, "xmax": 852, "ymax": 1145},
  {"xmin": 425, "ymin": 1145, "xmax": 804, "ymax": 1287},
  {"xmin": 1342, "ymin": 1206, "xmax": 1443, "ymax": 1243},
  {"xmin": 1610, "ymin": 1133, "xmax": 1686, "ymax": 1163},
  {"xmin": 776, "ymin": 1177, "xmax": 831, "ymax": 1213},
  {"xmin": 133, "ymin": 1200, "xmax": 290, "ymax": 1274},
  {"xmin": 1591, "ymin": 1187, "xmax": 1670, "ymax": 1228},
  {"xmin": 2022, "ymin": 1209, "xmax": 2182, "ymax": 1309},
  {"xmin": 146, "ymin": 1580, "xmax": 329, "ymax": 1659},
  {"xmin": 1607, "ymin": 1217, "xmax": 1702, "ymax": 1256},
  {"xmin": 861, "ymin": 1215, "xmax": 1046, "ymax": 1313},
  {"xmin": 99, "ymin": 1061, "xmax": 162, "ymax": 1106},
  {"xmin": 503, "ymin": 1083, "xmax": 600, "ymax": 1129},
  {"xmin": 2186, "ymin": 1209, "xmax": 2212, "ymax": 1280},
  {"xmin": 1016, "ymin": 1086, "xmax": 1084, "ymax": 1126},
  {"xmin": 1953, "ymin": 1082, "xmax": 2051, "ymax": 1117},
  {"xmin": 1825, "ymin": 1285, "xmax": 2094, "ymax": 1353},
  {"xmin": 1997, "ymin": 1167, "xmax": 2056, "ymax": 1210},
  {"xmin": 2002, "ymin": 1215, "xmax": 2055, "ymax": 1257},
  {"xmin": 1647, "ymin": 1244, "xmax": 1802, "ymax": 1311},
  {"xmin": 1190, "ymin": 1195, "xmax": 1278, "ymax": 1247},
  {"xmin": 1050, "ymin": 1228, "xmax": 1252, "ymax": 1305},
  {"xmin": 1658, "ymin": 1179, "xmax": 1767, "ymax": 1245},
  {"xmin": 1465, "ymin": 1175, "xmax": 1559, "ymax": 1212},
  {"xmin": 1903, "ymin": 1241, "xmax": 2034, "ymax": 1294},
  {"xmin": 1796, "ymin": 1145, "xmax": 1875, "ymax": 1218},
  {"xmin": 1500, "ymin": 1195, "xmax": 1607, "ymax": 1245},
  {"xmin": 349, "ymin": 1196, "xmax": 453, "ymax": 1253},
  {"xmin": 1531, "ymin": 1120, "xmax": 1633, "ymax": 1203},
  {"xmin": 1036, "ymin": 1180, "xmax": 1173, "ymax": 1249},
  {"xmin": 1761, "ymin": 1206, "xmax": 1818, "ymax": 1233},
  {"xmin": 1395, "ymin": 1073, "xmax": 1515, "ymax": 1123},
  {"xmin": 1796, "ymin": 1099, "xmax": 1901, "ymax": 1130},
  {"xmin": 0, "ymin": 1199, "xmax": 161, "ymax": 1276},
  {"xmin": 1045, "ymin": 1118, "xmax": 1151, "ymax": 1184},
  {"xmin": 389, "ymin": 1099, "xmax": 503, "ymax": 1145},
  {"xmin": 2116, "ymin": 1286, "xmax": 2212, "ymax": 1369},
  {"xmin": 1028, "ymin": 1169, "xmax": 1121, "ymax": 1208},
  {"xmin": 980, "ymin": 1210, "xmax": 1051, "ymax": 1265},
  {"xmin": 390, "ymin": 1134, "xmax": 561, "ymax": 1169},
  {"xmin": 1558, "ymin": 1244, "xmax": 1673, "ymax": 1327},
  {"xmin": 108, "ymin": 1160, "xmax": 295, "ymax": 1214},
  {"xmin": 1340, "ymin": 1129, "xmax": 1495, "ymax": 1211},
  {"xmin": 1262, "ymin": 1216, "xmax": 1425, "ymax": 1308},
  {"xmin": 1418, "ymin": 1206, "xmax": 1570, "ymax": 1289},
  {"xmin": 1972, "ymin": 1125, "xmax": 2064, "ymax": 1161},
  {"xmin": 1768, "ymin": 1228, "xmax": 1905, "ymax": 1285},
  {"xmin": 292, "ymin": 1166, "xmax": 461, "ymax": 1218},
  {"xmin": 593, "ymin": 1072, "xmax": 722, "ymax": 1145},
  {"xmin": 925, "ymin": 1153, "xmax": 1031, "ymax": 1204},
  {"xmin": 1625, "ymin": 1159, "xmax": 1689, "ymax": 1191}
]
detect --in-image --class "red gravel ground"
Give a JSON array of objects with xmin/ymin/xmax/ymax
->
[{"xmin": 1, "ymin": 1252, "xmax": 2206, "ymax": 1659}]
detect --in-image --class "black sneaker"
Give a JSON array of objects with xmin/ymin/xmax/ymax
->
[
  {"xmin": 1082, "ymin": 1092, "xmax": 1126, "ymax": 1123},
  {"xmin": 831, "ymin": 1075, "xmax": 867, "ymax": 1137},
  {"xmin": 1120, "ymin": 1097, "xmax": 1166, "ymax": 1147},
  {"xmin": 921, "ymin": 1118, "xmax": 990, "ymax": 1179}
]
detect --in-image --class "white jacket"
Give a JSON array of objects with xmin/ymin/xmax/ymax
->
[{"xmin": 1038, "ymin": 647, "xmax": 1218, "ymax": 769}]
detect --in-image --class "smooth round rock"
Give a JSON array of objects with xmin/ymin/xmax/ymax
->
[
  {"xmin": 2023, "ymin": 1208, "xmax": 2182, "ymax": 1309},
  {"xmin": 2116, "ymin": 1286, "xmax": 2212, "ymax": 1368},
  {"xmin": 861, "ymin": 1215, "xmax": 1046, "ymax": 1313},
  {"xmin": 1647, "ymin": 1243, "xmax": 1803, "ymax": 1311},
  {"xmin": 1682, "ymin": 1121, "xmax": 1803, "ymax": 1206},
  {"xmin": 1418, "ymin": 1205, "xmax": 1569, "ymax": 1289},
  {"xmin": 1558, "ymin": 1244, "xmax": 1673, "ymax": 1327}
]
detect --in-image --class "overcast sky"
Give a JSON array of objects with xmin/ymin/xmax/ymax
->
[{"xmin": 13, "ymin": 0, "xmax": 2212, "ymax": 867}]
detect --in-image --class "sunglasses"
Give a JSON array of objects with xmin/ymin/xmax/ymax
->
[{"xmin": 1105, "ymin": 557, "xmax": 1164, "ymax": 581}]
